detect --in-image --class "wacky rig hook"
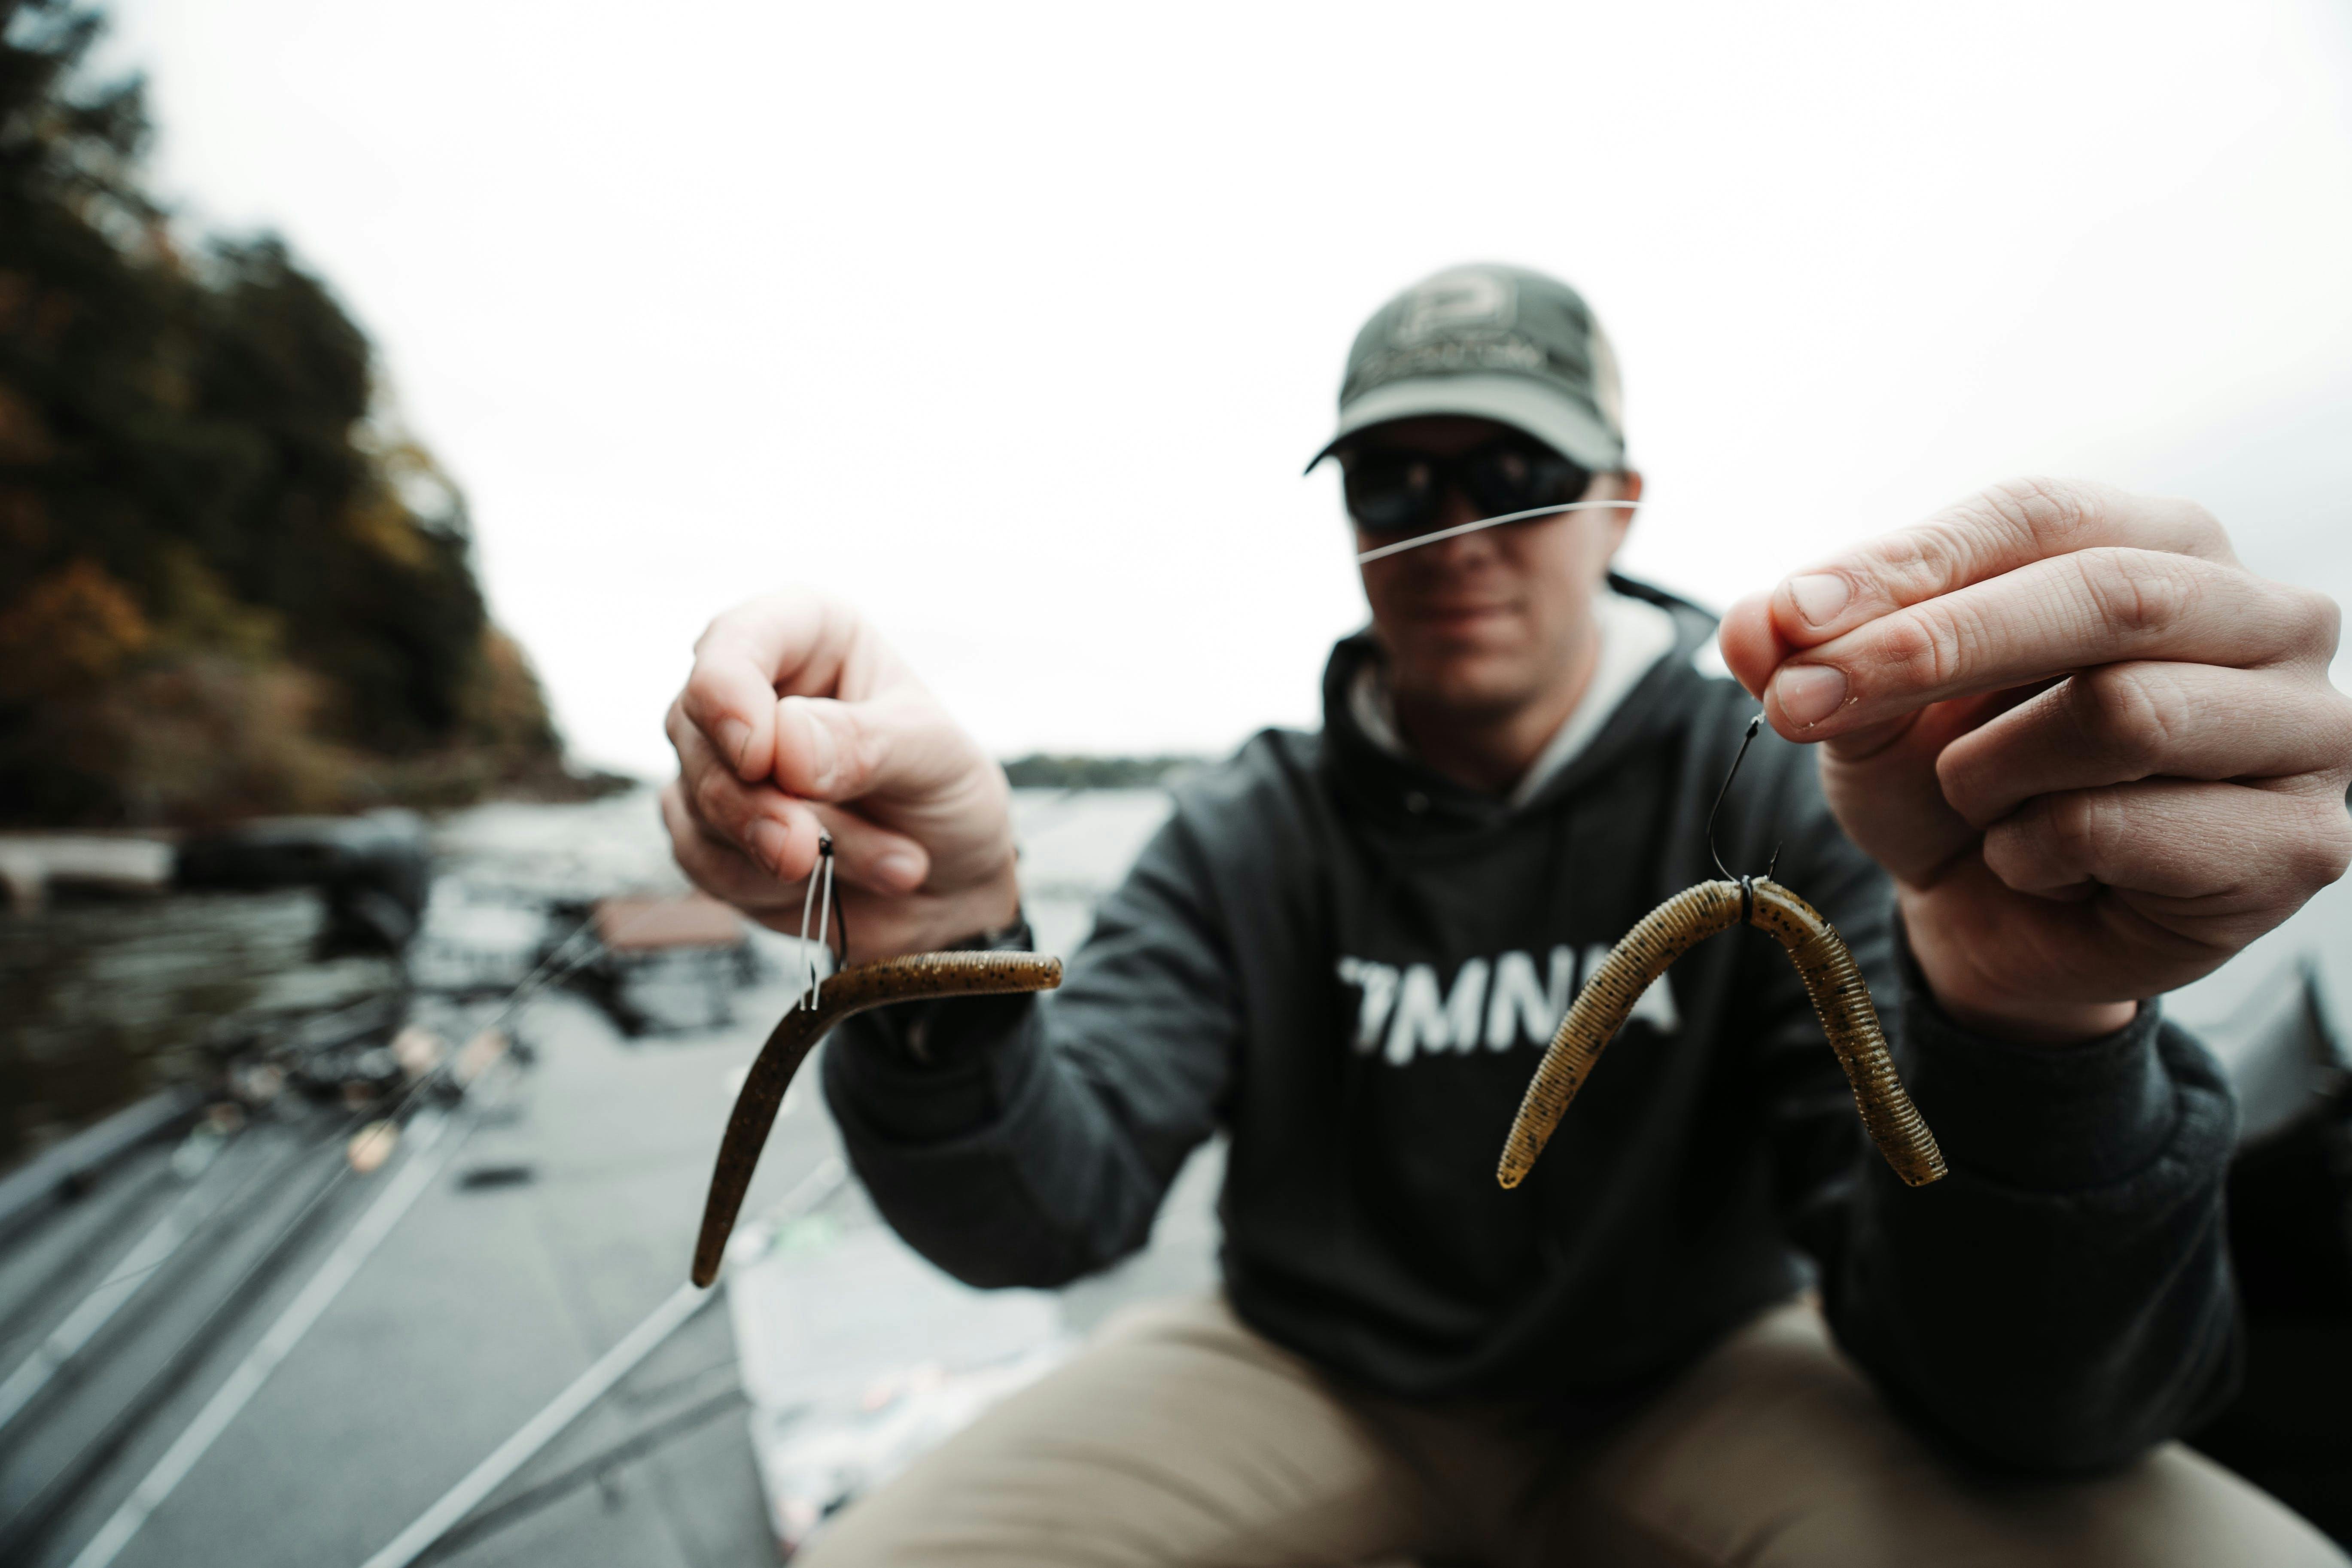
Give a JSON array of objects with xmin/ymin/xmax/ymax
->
[
  {"xmin": 689, "ymin": 833, "xmax": 1061, "ymax": 1287},
  {"xmin": 794, "ymin": 834, "xmax": 850, "ymax": 1011},
  {"xmin": 1497, "ymin": 715, "xmax": 1946, "ymax": 1192}
]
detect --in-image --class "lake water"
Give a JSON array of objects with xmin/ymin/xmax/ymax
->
[{"xmin": 0, "ymin": 789, "xmax": 1176, "ymax": 1171}]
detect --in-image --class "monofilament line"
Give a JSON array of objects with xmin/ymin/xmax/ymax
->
[{"xmin": 1354, "ymin": 499, "xmax": 1644, "ymax": 564}]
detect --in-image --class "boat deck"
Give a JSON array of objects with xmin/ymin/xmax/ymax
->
[
  {"xmin": 4, "ymin": 969, "xmax": 1221, "ymax": 1568},
  {"xmin": 0, "ymin": 790, "xmax": 1209, "ymax": 1568}
]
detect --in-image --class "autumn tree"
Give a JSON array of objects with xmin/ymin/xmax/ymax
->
[{"xmin": 0, "ymin": 0, "xmax": 569, "ymax": 825}]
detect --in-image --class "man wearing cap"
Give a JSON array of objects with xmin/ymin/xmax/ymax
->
[{"xmin": 664, "ymin": 264, "xmax": 2352, "ymax": 1564}]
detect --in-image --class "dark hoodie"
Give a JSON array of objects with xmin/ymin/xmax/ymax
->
[{"xmin": 824, "ymin": 577, "xmax": 2239, "ymax": 1474}]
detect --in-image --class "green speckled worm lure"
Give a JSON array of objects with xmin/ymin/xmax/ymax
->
[
  {"xmin": 1496, "ymin": 877, "xmax": 1944, "ymax": 1190},
  {"xmin": 691, "ymin": 950, "xmax": 1062, "ymax": 1286},
  {"xmin": 1496, "ymin": 717, "xmax": 1946, "ymax": 1193}
]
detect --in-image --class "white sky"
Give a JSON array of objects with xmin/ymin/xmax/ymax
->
[{"xmin": 97, "ymin": 0, "xmax": 2352, "ymax": 777}]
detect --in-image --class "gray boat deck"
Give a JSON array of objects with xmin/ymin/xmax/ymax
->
[
  {"xmin": 3, "ymin": 790, "xmax": 1208, "ymax": 1568},
  {"xmin": 14, "ymin": 973, "xmax": 1220, "ymax": 1568}
]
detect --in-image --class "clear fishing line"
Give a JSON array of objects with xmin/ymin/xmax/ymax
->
[{"xmin": 1354, "ymin": 499, "xmax": 1643, "ymax": 565}]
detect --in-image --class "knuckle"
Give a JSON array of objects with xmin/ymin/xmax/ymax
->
[
  {"xmin": 2072, "ymin": 548, "xmax": 2194, "ymax": 639},
  {"xmin": 1853, "ymin": 525, "xmax": 1954, "ymax": 605},
  {"xmin": 2030, "ymin": 789, "xmax": 2109, "ymax": 873},
  {"xmin": 1978, "ymin": 825, "xmax": 2028, "ymax": 889},
  {"xmin": 2281, "ymin": 798, "xmax": 2352, "ymax": 891},
  {"xmin": 2317, "ymin": 804, "xmax": 2352, "ymax": 883},
  {"xmin": 676, "ymin": 668, "xmax": 737, "ymax": 737},
  {"xmin": 1944, "ymin": 484, "xmax": 2033, "ymax": 545},
  {"xmin": 2139, "ymin": 493, "xmax": 2242, "ymax": 566},
  {"xmin": 2072, "ymin": 664, "xmax": 2183, "ymax": 763},
  {"xmin": 830, "ymin": 708, "xmax": 877, "ymax": 790},
  {"xmin": 2280, "ymin": 586, "xmax": 2342, "ymax": 663},
  {"xmin": 1871, "ymin": 606, "xmax": 1963, "ymax": 688},
  {"xmin": 1981, "ymin": 476, "xmax": 2101, "ymax": 553},
  {"xmin": 690, "ymin": 762, "xmax": 739, "ymax": 827},
  {"xmin": 2320, "ymin": 694, "xmax": 2352, "ymax": 778},
  {"xmin": 1920, "ymin": 498, "xmax": 2019, "ymax": 584},
  {"xmin": 1933, "ymin": 742, "xmax": 1998, "ymax": 827}
]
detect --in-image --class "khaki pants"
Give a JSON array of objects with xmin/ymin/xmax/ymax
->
[{"xmin": 800, "ymin": 1293, "xmax": 2344, "ymax": 1568}]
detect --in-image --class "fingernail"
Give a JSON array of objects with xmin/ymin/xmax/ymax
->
[
  {"xmin": 876, "ymin": 851, "xmax": 924, "ymax": 889},
  {"xmin": 715, "ymin": 719, "xmax": 753, "ymax": 773},
  {"xmin": 1786, "ymin": 574, "xmax": 1849, "ymax": 628},
  {"xmin": 785, "ymin": 699, "xmax": 838, "ymax": 792},
  {"xmin": 749, "ymin": 819, "xmax": 789, "ymax": 874},
  {"xmin": 1774, "ymin": 664, "xmax": 1848, "ymax": 727}
]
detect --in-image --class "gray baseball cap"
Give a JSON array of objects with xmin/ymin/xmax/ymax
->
[{"xmin": 1305, "ymin": 263, "xmax": 1627, "ymax": 473}]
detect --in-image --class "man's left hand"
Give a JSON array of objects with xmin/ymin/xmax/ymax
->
[{"xmin": 1719, "ymin": 478, "xmax": 2352, "ymax": 1044}]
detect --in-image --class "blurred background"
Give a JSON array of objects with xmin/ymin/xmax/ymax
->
[
  {"xmin": 63, "ymin": 0, "xmax": 2352, "ymax": 773},
  {"xmin": 3, "ymin": 1, "xmax": 2351, "ymax": 1564}
]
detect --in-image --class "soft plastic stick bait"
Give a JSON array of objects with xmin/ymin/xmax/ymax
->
[
  {"xmin": 691, "ymin": 951, "xmax": 1061, "ymax": 1286},
  {"xmin": 1496, "ymin": 876, "xmax": 1945, "ymax": 1190},
  {"xmin": 1498, "ymin": 715, "xmax": 1944, "ymax": 1192}
]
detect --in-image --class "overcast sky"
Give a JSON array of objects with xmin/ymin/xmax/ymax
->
[{"xmin": 97, "ymin": 0, "xmax": 2352, "ymax": 776}]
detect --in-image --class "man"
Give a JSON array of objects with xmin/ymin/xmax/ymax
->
[{"xmin": 665, "ymin": 264, "xmax": 2352, "ymax": 1565}]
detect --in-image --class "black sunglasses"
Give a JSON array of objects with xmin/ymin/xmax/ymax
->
[{"xmin": 1340, "ymin": 435, "xmax": 1593, "ymax": 539}]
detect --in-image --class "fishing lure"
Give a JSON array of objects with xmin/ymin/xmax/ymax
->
[
  {"xmin": 691, "ymin": 839, "xmax": 1060, "ymax": 1286},
  {"xmin": 1496, "ymin": 718, "xmax": 1947, "ymax": 1191}
]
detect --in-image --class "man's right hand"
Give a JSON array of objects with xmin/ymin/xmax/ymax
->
[{"xmin": 662, "ymin": 589, "xmax": 1021, "ymax": 960}]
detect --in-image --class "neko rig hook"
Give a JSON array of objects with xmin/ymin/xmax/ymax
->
[
  {"xmin": 1497, "ymin": 712, "xmax": 1946, "ymax": 1194},
  {"xmin": 1707, "ymin": 715, "xmax": 1762, "ymax": 883},
  {"xmin": 1704, "ymin": 715, "xmax": 1783, "ymax": 923}
]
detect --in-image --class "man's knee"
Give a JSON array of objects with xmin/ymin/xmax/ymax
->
[
  {"xmin": 1555, "ymin": 1300, "xmax": 2345, "ymax": 1568},
  {"xmin": 800, "ymin": 1292, "xmax": 1433, "ymax": 1567}
]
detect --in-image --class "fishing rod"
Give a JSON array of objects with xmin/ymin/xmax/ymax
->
[
  {"xmin": 64, "ymin": 1103, "xmax": 478, "ymax": 1568},
  {"xmin": 0, "ymin": 983, "xmax": 415, "ymax": 1406},
  {"xmin": 0, "ymin": 1117, "xmax": 286, "ymax": 1443},
  {"xmin": 0, "ymin": 1120, "xmax": 362, "ymax": 1562},
  {"xmin": 2, "ymin": 910, "xmax": 633, "ymax": 1564},
  {"xmin": 360, "ymin": 1157, "xmax": 849, "ymax": 1568},
  {"xmin": 0, "ymin": 996, "xmax": 388, "ymax": 1358},
  {"xmin": 14, "ymin": 896, "xmax": 731, "ymax": 1568}
]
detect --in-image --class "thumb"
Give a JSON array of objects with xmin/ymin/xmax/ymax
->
[
  {"xmin": 1717, "ymin": 591, "xmax": 1789, "ymax": 700},
  {"xmin": 770, "ymin": 690, "xmax": 975, "ymax": 805}
]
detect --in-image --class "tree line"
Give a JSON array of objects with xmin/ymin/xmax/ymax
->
[{"xmin": 0, "ymin": 0, "xmax": 587, "ymax": 827}]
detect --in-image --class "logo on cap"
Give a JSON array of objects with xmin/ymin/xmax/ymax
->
[
  {"xmin": 1396, "ymin": 269, "xmax": 1516, "ymax": 344},
  {"xmin": 1318, "ymin": 262, "xmax": 1629, "ymax": 473}
]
